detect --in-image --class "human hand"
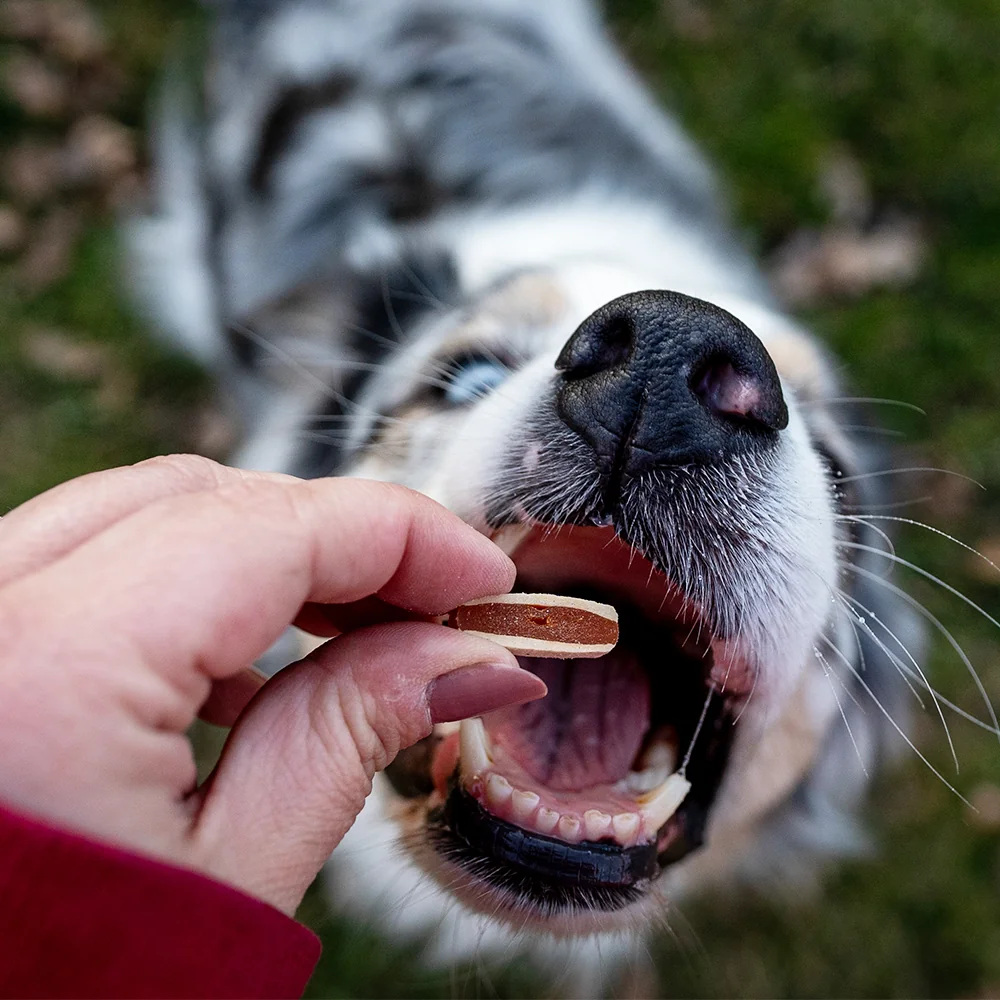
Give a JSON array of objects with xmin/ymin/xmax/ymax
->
[{"xmin": 0, "ymin": 455, "xmax": 545, "ymax": 915}]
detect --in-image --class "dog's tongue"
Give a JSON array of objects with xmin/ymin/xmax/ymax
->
[{"xmin": 482, "ymin": 651, "xmax": 650, "ymax": 791}]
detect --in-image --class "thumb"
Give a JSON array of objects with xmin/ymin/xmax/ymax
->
[{"xmin": 188, "ymin": 622, "xmax": 545, "ymax": 914}]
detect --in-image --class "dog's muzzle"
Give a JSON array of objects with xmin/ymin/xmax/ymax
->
[{"xmin": 400, "ymin": 292, "xmax": 796, "ymax": 919}]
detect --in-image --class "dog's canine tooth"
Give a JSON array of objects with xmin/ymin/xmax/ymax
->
[
  {"xmin": 638, "ymin": 772, "xmax": 692, "ymax": 834},
  {"xmin": 459, "ymin": 717, "xmax": 492, "ymax": 778},
  {"xmin": 489, "ymin": 522, "xmax": 533, "ymax": 558}
]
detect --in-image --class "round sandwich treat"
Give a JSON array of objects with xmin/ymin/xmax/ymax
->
[{"xmin": 449, "ymin": 592, "xmax": 619, "ymax": 658}]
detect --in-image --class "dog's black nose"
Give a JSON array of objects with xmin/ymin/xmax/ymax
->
[{"xmin": 555, "ymin": 291, "xmax": 787, "ymax": 487}]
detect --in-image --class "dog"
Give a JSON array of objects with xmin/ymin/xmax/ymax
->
[{"xmin": 128, "ymin": 0, "xmax": 922, "ymax": 990}]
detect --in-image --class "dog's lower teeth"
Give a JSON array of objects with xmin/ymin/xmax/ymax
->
[
  {"xmin": 558, "ymin": 814, "xmax": 583, "ymax": 842},
  {"xmin": 612, "ymin": 812, "xmax": 641, "ymax": 845},
  {"xmin": 485, "ymin": 772, "xmax": 513, "ymax": 808},
  {"xmin": 536, "ymin": 806, "xmax": 560, "ymax": 834},
  {"xmin": 511, "ymin": 788, "xmax": 541, "ymax": 821},
  {"xmin": 461, "ymin": 728, "xmax": 689, "ymax": 848},
  {"xmin": 583, "ymin": 809, "xmax": 613, "ymax": 841}
]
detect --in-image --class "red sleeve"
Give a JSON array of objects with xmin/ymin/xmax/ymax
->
[{"xmin": 0, "ymin": 802, "xmax": 320, "ymax": 999}]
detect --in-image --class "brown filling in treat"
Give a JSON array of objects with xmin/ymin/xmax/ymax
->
[
  {"xmin": 447, "ymin": 593, "xmax": 619, "ymax": 657},
  {"xmin": 452, "ymin": 601, "xmax": 618, "ymax": 647}
]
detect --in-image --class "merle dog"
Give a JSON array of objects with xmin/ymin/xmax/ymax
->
[{"xmin": 129, "ymin": 0, "xmax": 918, "ymax": 989}]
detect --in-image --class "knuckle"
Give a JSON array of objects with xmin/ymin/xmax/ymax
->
[
  {"xmin": 208, "ymin": 480, "xmax": 317, "ymax": 562},
  {"xmin": 324, "ymin": 674, "xmax": 389, "ymax": 777},
  {"xmin": 307, "ymin": 660, "xmax": 422, "ymax": 784},
  {"xmin": 132, "ymin": 453, "xmax": 229, "ymax": 491}
]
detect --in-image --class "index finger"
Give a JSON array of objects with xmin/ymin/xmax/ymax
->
[
  {"xmin": 0, "ymin": 455, "xmax": 300, "ymax": 592},
  {"xmin": 5, "ymin": 477, "xmax": 514, "ymax": 685}
]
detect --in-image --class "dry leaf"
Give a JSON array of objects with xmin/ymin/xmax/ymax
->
[
  {"xmin": 15, "ymin": 205, "xmax": 83, "ymax": 294},
  {"xmin": 966, "ymin": 783, "xmax": 1000, "ymax": 831},
  {"xmin": 3, "ymin": 51, "xmax": 68, "ymax": 118},
  {"xmin": 45, "ymin": 0, "xmax": 107, "ymax": 64},
  {"xmin": 0, "ymin": 1, "xmax": 49, "ymax": 42},
  {"xmin": 63, "ymin": 114, "xmax": 136, "ymax": 188},
  {"xmin": 771, "ymin": 218, "xmax": 925, "ymax": 307},
  {"xmin": 2, "ymin": 138, "xmax": 64, "ymax": 205},
  {"xmin": 20, "ymin": 326, "xmax": 109, "ymax": 380},
  {"xmin": 0, "ymin": 204, "xmax": 27, "ymax": 256}
]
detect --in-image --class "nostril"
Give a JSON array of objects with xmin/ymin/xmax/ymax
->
[
  {"xmin": 556, "ymin": 291, "xmax": 790, "ymax": 484},
  {"xmin": 556, "ymin": 316, "xmax": 634, "ymax": 381},
  {"xmin": 692, "ymin": 356, "xmax": 788, "ymax": 431}
]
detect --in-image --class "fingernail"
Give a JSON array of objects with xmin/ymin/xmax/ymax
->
[{"xmin": 427, "ymin": 663, "xmax": 547, "ymax": 724}]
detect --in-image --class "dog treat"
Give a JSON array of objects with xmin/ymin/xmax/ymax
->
[{"xmin": 449, "ymin": 593, "xmax": 618, "ymax": 658}]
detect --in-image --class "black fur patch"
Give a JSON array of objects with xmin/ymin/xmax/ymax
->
[
  {"xmin": 290, "ymin": 250, "xmax": 458, "ymax": 479},
  {"xmin": 250, "ymin": 73, "xmax": 357, "ymax": 196}
]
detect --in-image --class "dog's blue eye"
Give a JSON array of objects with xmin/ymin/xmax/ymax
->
[{"xmin": 443, "ymin": 356, "xmax": 510, "ymax": 405}]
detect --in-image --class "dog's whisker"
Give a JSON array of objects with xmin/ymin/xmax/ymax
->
[
  {"xmin": 813, "ymin": 644, "xmax": 870, "ymax": 778},
  {"xmin": 798, "ymin": 396, "xmax": 926, "ymax": 414},
  {"xmin": 824, "ymin": 622, "xmax": 969, "ymax": 804},
  {"xmin": 843, "ymin": 541, "xmax": 1000, "ymax": 637},
  {"xmin": 850, "ymin": 514, "xmax": 1000, "ymax": 581},
  {"xmin": 836, "ymin": 514, "xmax": 897, "ymax": 566},
  {"xmin": 818, "ymin": 629, "xmax": 867, "ymax": 715},
  {"xmin": 837, "ymin": 593, "xmax": 925, "ymax": 709},
  {"xmin": 340, "ymin": 318, "xmax": 404, "ymax": 354},
  {"xmin": 838, "ymin": 424, "xmax": 908, "ymax": 438},
  {"xmin": 398, "ymin": 279, "xmax": 453, "ymax": 315},
  {"xmin": 835, "ymin": 593, "xmax": 1000, "ymax": 739},
  {"xmin": 273, "ymin": 356, "xmax": 454, "ymax": 390},
  {"xmin": 848, "ymin": 563, "xmax": 1000, "ymax": 741},
  {"xmin": 842, "ymin": 495, "xmax": 934, "ymax": 513},
  {"xmin": 227, "ymin": 321, "xmax": 395, "ymax": 421},
  {"xmin": 836, "ymin": 467, "xmax": 984, "ymax": 488},
  {"xmin": 837, "ymin": 590, "xmax": 958, "ymax": 771}
]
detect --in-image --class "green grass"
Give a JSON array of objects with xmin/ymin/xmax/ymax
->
[{"xmin": 2, "ymin": 1, "xmax": 1000, "ymax": 996}]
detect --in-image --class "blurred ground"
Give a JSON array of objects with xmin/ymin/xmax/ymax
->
[{"xmin": 2, "ymin": 1, "xmax": 999, "ymax": 997}]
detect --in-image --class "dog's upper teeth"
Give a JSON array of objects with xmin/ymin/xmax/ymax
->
[
  {"xmin": 641, "ymin": 740, "xmax": 677, "ymax": 772},
  {"xmin": 459, "ymin": 717, "xmax": 492, "ymax": 777},
  {"xmin": 619, "ymin": 738, "xmax": 677, "ymax": 793},
  {"xmin": 637, "ymin": 772, "xmax": 691, "ymax": 835},
  {"xmin": 489, "ymin": 522, "xmax": 533, "ymax": 558}
]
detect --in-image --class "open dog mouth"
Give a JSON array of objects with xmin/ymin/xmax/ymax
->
[{"xmin": 386, "ymin": 524, "xmax": 754, "ymax": 912}]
